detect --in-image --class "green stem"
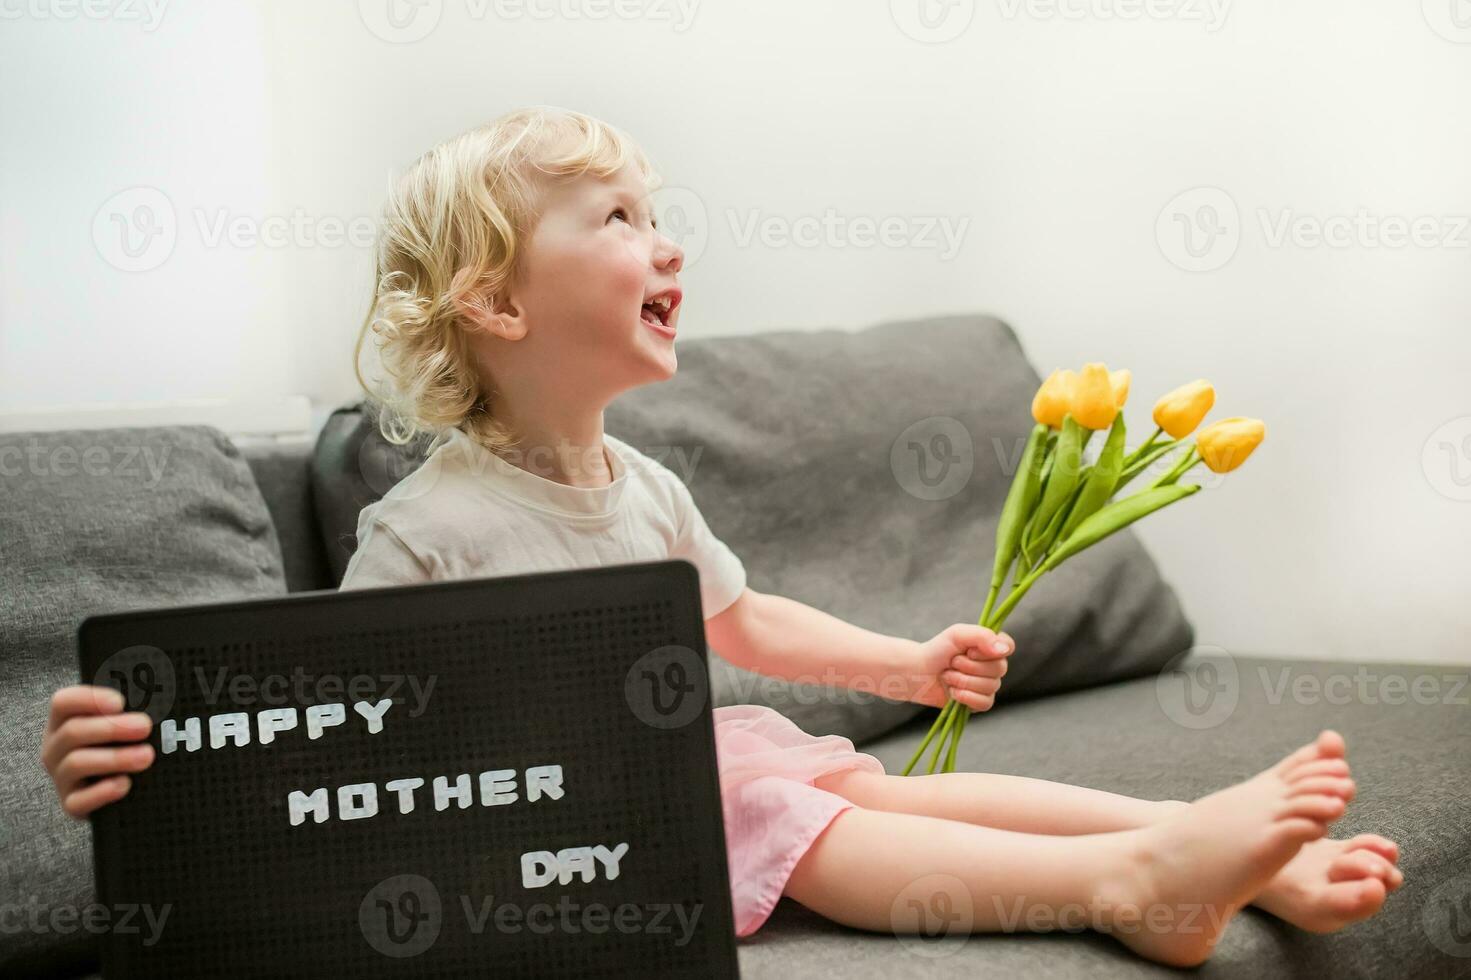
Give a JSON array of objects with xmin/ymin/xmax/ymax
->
[
  {"xmin": 1150, "ymin": 449, "xmax": 1202, "ymax": 488},
  {"xmin": 979, "ymin": 582, "xmax": 1000, "ymax": 627},
  {"xmin": 987, "ymin": 567, "xmax": 1044, "ymax": 632},
  {"xmin": 943, "ymin": 706, "xmax": 969, "ymax": 773},
  {"xmin": 902, "ymin": 700, "xmax": 954, "ymax": 776},
  {"xmin": 924, "ymin": 705, "xmax": 955, "ymax": 773},
  {"xmin": 1125, "ymin": 426, "xmax": 1165, "ymax": 466}
]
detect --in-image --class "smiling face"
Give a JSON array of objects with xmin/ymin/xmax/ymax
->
[{"xmin": 483, "ymin": 162, "xmax": 685, "ymax": 404}]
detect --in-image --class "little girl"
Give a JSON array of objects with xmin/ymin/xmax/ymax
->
[{"xmin": 42, "ymin": 106, "xmax": 1402, "ymax": 967}]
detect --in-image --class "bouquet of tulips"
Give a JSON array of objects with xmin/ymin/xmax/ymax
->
[{"xmin": 903, "ymin": 364, "xmax": 1266, "ymax": 776}]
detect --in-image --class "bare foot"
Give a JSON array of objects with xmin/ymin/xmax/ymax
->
[
  {"xmin": 1255, "ymin": 833, "xmax": 1402, "ymax": 932},
  {"xmin": 1097, "ymin": 731, "xmax": 1356, "ymax": 967}
]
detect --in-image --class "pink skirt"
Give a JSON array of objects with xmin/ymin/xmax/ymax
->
[{"xmin": 713, "ymin": 704, "xmax": 887, "ymax": 937}]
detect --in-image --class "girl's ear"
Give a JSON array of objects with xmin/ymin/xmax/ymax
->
[{"xmin": 452, "ymin": 268, "xmax": 527, "ymax": 341}]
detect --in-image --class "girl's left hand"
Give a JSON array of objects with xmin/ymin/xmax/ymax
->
[{"xmin": 908, "ymin": 624, "xmax": 1013, "ymax": 710}]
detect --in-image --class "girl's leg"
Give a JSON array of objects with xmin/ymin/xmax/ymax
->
[
  {"xmin": 814, "ymin": 731, "xmax": 1401, "ymax": 933},
  {"xmin": 815, "ymin": 767, "xmax": 1185, "ymax": 834},
  {"xmin": 787, "ymin": 732, "xmax": 1354, "ymax": 967}
]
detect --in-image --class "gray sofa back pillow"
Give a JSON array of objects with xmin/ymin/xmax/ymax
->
[
  {"xmin": 0, "ymin": 426, "xmax": 286, "ymax": 976},
  {"xmin": 313, "ymin": 314, "xmax": 1193, "ymax": 746}
]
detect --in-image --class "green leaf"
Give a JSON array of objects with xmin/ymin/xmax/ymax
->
[
  {"xmin": 1115, "ymin": 438, "xmax": 1182, "ymax": 493},
  {"xmin": 1024, "ymin": 415, "xmax": 1086, "ymax": 555},
  {"xmin": 1042, "ymin": 483, "xmax": 1201, "ymax": 570},
  {"xmin": 988, "ymin": 423, "xmax": 1048, "ymax": 593},
  {"xmin": 1059, "ymin": 413, "xmax": 1126, "ymax": 541}
]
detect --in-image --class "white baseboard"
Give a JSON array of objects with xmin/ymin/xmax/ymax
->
[{"xmin": 0, "ymin": 396, "xmax": 315, "ymax": 441}]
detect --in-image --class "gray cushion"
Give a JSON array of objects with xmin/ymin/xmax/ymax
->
[
  {"xmin": 0, "ymin": 426, "xmax": 287, "ymax": 977},
  {"xmin": 741, "ymin": 653, "xmax": 1471, "ymax": 978},
  {"xmin": 239, "ymin": 439, "xmax": 333, "ymax": 593},
  {"xmin": 312, "ymin": 314, "xmax": 1192, "ymax": 747}
]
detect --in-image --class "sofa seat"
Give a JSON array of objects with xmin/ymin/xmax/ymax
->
[{"xmin": 739, "ymin": 655, "xmax": 1471, "ymax": 979}]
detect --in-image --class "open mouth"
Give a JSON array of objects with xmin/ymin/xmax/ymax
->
[{"xmin": 640, "ymin": 296, "xmax": 673, "ymax": 329}]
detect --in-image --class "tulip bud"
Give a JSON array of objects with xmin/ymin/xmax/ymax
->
[
  {"xmin": 1110, "ymin": 369, "xmax": 1131, "ymax": 408},
  {"xmin": 1031, "ymin": 369, "xmax": 1076, "ymax": 429},
  {"xmin": 1152, "ymin": 380, "xmax": 1215, "ymax": 439},
  {"xmin": 1195, "ymin": 417, "xmax": 1265, "ymax": 473},
  {"xmin": 1071, "ymin": 363, "xmax": 1119, "ymax": 430}
]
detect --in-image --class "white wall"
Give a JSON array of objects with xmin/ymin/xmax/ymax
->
[{"xmin": 2, "ymin": 0, "xmax": 1467, "ymax": 664}]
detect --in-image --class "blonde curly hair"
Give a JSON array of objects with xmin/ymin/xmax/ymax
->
[{"xmin": 353, "ymin": 106, "xmax": 660, "ymax": 457}]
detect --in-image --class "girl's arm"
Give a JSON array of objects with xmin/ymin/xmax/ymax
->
[{"xmin": 704, "ymin": 588, "xmax": 1012, "ymax": 711}]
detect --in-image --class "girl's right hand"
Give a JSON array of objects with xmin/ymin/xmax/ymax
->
[{"xmin": 39, "ymin": 685, "xmax": 155, "ymax": 819}]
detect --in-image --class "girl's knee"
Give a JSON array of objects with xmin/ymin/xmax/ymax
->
[{"xmin": 814, "ymin": 768, "xmax": 905, "ymax": 807}]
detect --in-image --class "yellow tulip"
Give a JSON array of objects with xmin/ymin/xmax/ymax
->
[
  {"xmin": 1110, "ymin": 369, "xmax": 1132, "ymax": 408},
  {"xmin": 1031, "ymin": 369, "xmax": 1076, "ymax": 429},
  {"xmin": 1196, "ymin": 417, "xmax": 1265, "ymax": 473},
  {"xmin": 1152, "ymin": 380, "xmax": 1215, "ymax": 439},
  {"xmin": 1071, "ymin": 363, "xmax": 1119, "ymax": 430}
]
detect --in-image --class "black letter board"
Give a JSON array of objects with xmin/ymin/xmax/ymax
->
[{"xmin": 78, "ymin": 558, "xmax": 739, "ymax": 978}]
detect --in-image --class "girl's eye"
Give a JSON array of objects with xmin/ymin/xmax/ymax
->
[{"xmin": 608, "ymin": 207, "xmax": 629, "ymax": 224}]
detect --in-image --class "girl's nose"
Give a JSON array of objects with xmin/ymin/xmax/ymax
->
[{"xmin": 654, "ymin": 231, "xmax": 684, "ymax": 274}]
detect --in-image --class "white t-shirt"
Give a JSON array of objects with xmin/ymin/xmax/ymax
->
[{"xmin": 338, "ymin": 426, "xmax": 749, "ymax": 620}]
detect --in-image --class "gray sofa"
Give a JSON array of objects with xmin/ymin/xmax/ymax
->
[{"xmin": 2, "ymin": 315, "xmax": 1466, "ymax": 978}]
